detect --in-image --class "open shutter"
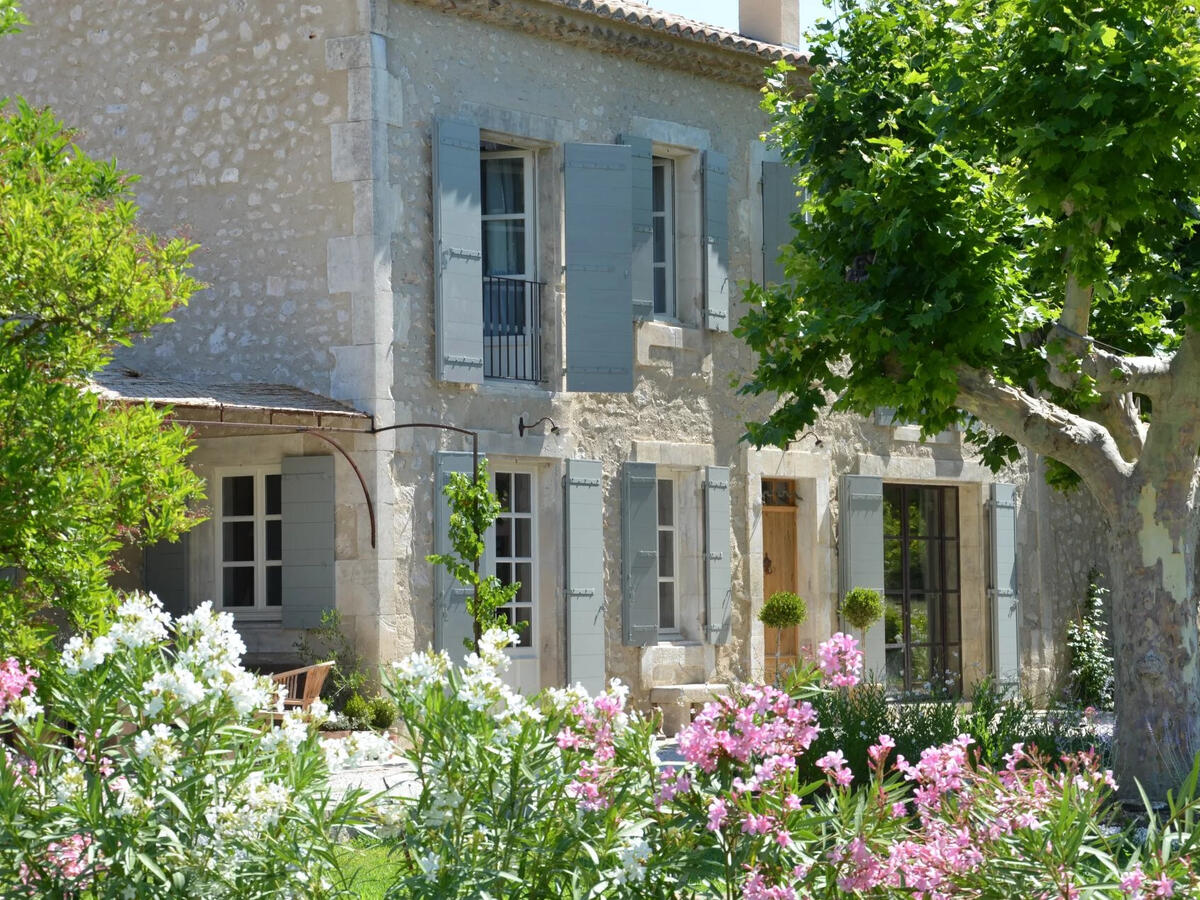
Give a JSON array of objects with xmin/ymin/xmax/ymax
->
[
  {"xmin": 703, "ymin": 149, "xmax": 730, "ymax": 332},
  {"xmin": 762, "ymin": 161, "xmax": 799, "ymax": 286},
  {"xmin": 565, "ymin": 142, "xmax": 634, "ymax": 392},
  {"xmin": 434, "ymin": 451, "xmax": 480, "ymax": 661},
  {"xmin": 144, "ymin": 535, "xmax": 189, "ymax": 619},
  {"xmin": 704, "ymin": 466, "xmax": 732, "ymax": 645},
  {"xmin": 565, "ymin": 459, "xmax": 606, "ymax": 692},
  {"xmin": 433, "ymin": 118, "xmax": 484, "ymax": 384},
  {"xmin": 838, "ymin": 474, "xmax": 885, "ymax": 679},
  {"xmin": 621, "ymin": 461, "xmax": 658, "ymax": 646},
  {"xmin": 621, "ymin": 135, "xmax": 654, "ymax": 320},
  {"xmin": 281, "ymin": 455, "xmax": 336, "ymax": 630},
  {"xmin": 990, "ymin": 483, "xmax": 1021, "ymax": 689}
]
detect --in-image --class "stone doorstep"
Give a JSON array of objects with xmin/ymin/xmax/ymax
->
[{"xmin": 649, "ymin": 683, "xmax": 730, "ymax": 737}]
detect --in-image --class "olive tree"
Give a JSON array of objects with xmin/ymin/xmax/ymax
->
[{"xmin": 739, "ymin": 0, "xmax": 1200, "ymax": 797}]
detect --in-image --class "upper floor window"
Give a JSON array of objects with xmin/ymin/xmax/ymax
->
[
  {"xmin": 218, "ymin": 468, "xmax": 282, "ymax": 612},
  {"xmin": 652, "ymin": 157, "xmax": 676, "ymax": 318},
  {"xmin": 481, "ymin": 145, "xmax": 541, "ymax": 382}
]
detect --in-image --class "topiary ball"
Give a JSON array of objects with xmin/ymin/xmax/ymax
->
[
  {"xmin": 342, "ymin": 693, "xmax": 370, "ymax": 727},
  {"xmin": 840, "ymin": 587, "xmax": 885, "ymax": 631},
  {"xmin": 758, "ymin": 591, "xmax": 808, "ymax": 629},
  {"xmin": 368, "ymin": 696, "xmax": 397, "ymax": 731}
]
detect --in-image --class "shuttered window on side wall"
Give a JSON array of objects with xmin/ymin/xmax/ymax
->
[
  {"xmin": 989, "ymin": 482, "xmax": 1020, "ymax": 688},
  {"xmin": 621, "ymin": 461, "xmax": 658, "ymax": 646},
  {"xmin": 565, "ymin": 459, "xmax": 606, "ymax": 693},
  {"xmin": 281, "ymin": 455, "xmax": 336, "ymax": 630},
  {"xmin": 838, "ymin": 474, "xmax": 886, "ymax": 678},
  {"xmin": 702, "ymin": 150, "xmax": 730, "ymax": 332},
  {"xmin": 704, "ymin": 466, "xmax": 732, "ymax": 645}
]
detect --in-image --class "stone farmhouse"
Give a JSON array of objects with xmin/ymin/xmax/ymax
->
[{"xmin": 1, "ymin": 0, "xmax": 1097, "ymax": 709}]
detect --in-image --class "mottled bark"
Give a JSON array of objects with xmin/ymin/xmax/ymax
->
[{"xmin": 1107, "ymin": 481, "xmax": 1200, "ymax": 799}]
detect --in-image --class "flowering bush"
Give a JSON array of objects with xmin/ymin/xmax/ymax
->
[
  {"xmin": 0, "ymin": 592, "xmax": 364, "ymax": 898},
  {"xmin": 363, "ymin": 629, "xmax": 1200, "ymax": 899}
]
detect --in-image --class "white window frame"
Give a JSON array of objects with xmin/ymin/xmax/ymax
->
[
  {"xmin": 214, "ymin": 466, "xmax": 282, "ymax": 619},
  {"xmin": 657, "ymin": 474, "xmax": 681, "ymax": 637},
  {"xmin": 487, "ymin": 464, "xmax": 539, "ymax": 657},
  {"xmin": 652, "ymin": 156, "xmax": 676, "ymax": 319},
  {"xmin": 480, "ymin": 147, "xmax": 537, "ymax": 282}
]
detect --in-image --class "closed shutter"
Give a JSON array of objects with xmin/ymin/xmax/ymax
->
[
  {"xmin": 621, "ymin": 135, "xmax": 655, "ymax": 320},
  {"xmin": 434, "ymin": 451, "xmax": 481, "ymax": 661},
  {"xmin": 621, "ymin": 461, "xmax": 658, "ymax": 646},
  {"xmin": 281, "ymin": 455, "xmax": 336, "ymax": 630},
  {"xmin": 565, "ymin": 459, "xmax": 606, "ymax": 692},
  {"xmin": 761, "ymin": 161, "xmax": 799, "ymax": 286},
  {"xmin": 144, "ymin": 534, "xmax": 190, "ymax": 619},
  {"xmin": 704, "ymin": 466, "xmax": 732, "ymax": 645},
  {"xmin": 702, "ymin": 149, "xmax": 730, "ymax": 332},
  {"xmin": 433, "ymin": 118, "xmax": 484, "ymax": 384},
  {"xmin": 565, "ymin": 142, "xmax": 634, "ymax": 393},
  {"xmin": 990, "ymin": 483, "xmax": 1020, "ymax": 688},
  {"xmin": 838, "ymin": 474, "xmax": 885, "ymax": 678}
]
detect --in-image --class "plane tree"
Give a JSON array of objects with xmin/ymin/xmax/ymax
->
[{"xmin": 738, "ymin": 0, "xmax": 1200, "ymax": 797}]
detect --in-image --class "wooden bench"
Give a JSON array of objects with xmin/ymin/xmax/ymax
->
[
  {"xmin": 270, "ymin": 661, "xmax": 335, "ymax": 713},
  {"xmin": 649, "ymin": 683, "xmax": 729, "ymax": 736}
]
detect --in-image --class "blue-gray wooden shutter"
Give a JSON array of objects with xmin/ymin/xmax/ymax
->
[
  {"xmin": 433, "ymin": 118, "xmax": 484, "ymax": 384},
  {"xmin": 144, "ymin": 534, "xmax": 189, "ymax": 619},
  {"xmin": 620, "ymin": 135, "xmax": 654, "ymax": 320},
  {"xmin": 704, "ymin": 466, "xmax": 732, "ymax": 645},
  {"xmin": 838, "ymin": 474, "xmax": 885, "ymax": 678},
  {"xmin": 703, "ymin": 149, "xmax": 730, "ymax": 331},
  {"xmin": 761, "ymin": 161, "xmax": 799, "ymax": 286},
  {"xmin": 565, "ymin": 142, "xmax": 634, "ymax": 393},
  {"xmin": 281, "ymin": 455, "xmax": 336, "ymax": 630},
  {"xmin": 435, "ymin": 451, "xmax": 480, "ymax": 661},
  {"xmin": 621, "ymin": 461, "xmax": 658, "ymax": 646},
  {"xmin": 565, "ymin": 459, "xmax": 606, "ymax": 692},
  {"xmin": 990, "ymin": 482, "xmax": 1021, "ymax": 689}
]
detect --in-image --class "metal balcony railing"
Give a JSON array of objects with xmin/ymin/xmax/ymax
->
[{"xmin": 483, "ymin": 276, "xmax": 542, "ymax": 383}]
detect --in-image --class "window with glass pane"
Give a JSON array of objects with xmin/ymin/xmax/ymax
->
[
  {"xmin": 657, "ymin": 477, "xmax": 677, "ymax": 632},
  {"xmin": 219, "ymin": 470, "xmax": 282, "ymax": 612},
  {"xmin": 882, "ymin": 484, "xmax": 961, "ymax": 694},
  {"xmin": 481, "ymin": 150, "xmax": 533, "ymax": 335},
  {"xmin": 492, "ymin": 470, "xmax": 535, "ymax": 648},
  {"xmin": 651, "ymin": 158, "xmax": 675, "ymax": 317}
]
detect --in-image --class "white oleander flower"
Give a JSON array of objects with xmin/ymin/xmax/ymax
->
[
  {"xmin": 109, "ymin": 592, "xmax": 171, "ymax": 649},
  {"xmin": 133, "ymin": 722, "xmax": 180, "ymax": 772}
]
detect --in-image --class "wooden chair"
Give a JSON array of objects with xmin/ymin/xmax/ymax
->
[{"xmin": 270, "ymin": 661, "xmax": 335, "ymax": 713}]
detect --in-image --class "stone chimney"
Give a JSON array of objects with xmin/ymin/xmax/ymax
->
[{"xmin": 738, "ymin": 0, "xmax": 800, "ymax": 48}]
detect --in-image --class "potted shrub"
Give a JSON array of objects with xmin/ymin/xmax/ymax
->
[
  {"xmin": 758, "ymin": 591, "xmax": 807, "ymax": 682},
  {"xmin": 840, "ymin": 586, "xmax": 884, "ymax": 658}
]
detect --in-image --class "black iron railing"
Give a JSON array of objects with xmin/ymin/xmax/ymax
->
[{"xmin": 483, "ymin": 276, "xmax": 542, "ymax": 382}]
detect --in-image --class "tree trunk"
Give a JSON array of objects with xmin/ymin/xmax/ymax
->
[{"xmin": 1107, "ymin": 481, "xmax": 1200, "ymax": 801}]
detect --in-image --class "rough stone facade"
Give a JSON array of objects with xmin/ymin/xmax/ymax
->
[{"xmin": 1, "ymin": 0, "xmax": 1097, "ymax": 704}]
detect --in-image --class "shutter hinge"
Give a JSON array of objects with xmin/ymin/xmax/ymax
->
[
  {"xmin": 566, "ymin": 263, "xmax": 616, "ymax": 273},
  {"xmin": 568, "ymin": 477, "xmax": 601, "ymax": 487},
  {"xmin": 440, "ymin": 246, "xmax": 483, "ymax": 269},
  {"xmin": 626, "ymin": 474, "xmax": 657, "ymax": 484},
  {"xmin": 439, "ymin": 135, "xmax": 478, "ymax": 151},
  {"xmin": 443, "ymin": 355, "xmax": 484, "ymax": 368},
  {"xmin": 635, "ymin": 550, "xmax": 656, "ymax": 559},
  {"xmin": 706, "ymin": 308, "xmax": 727, "ymax": 318},
  {"xmin": 449, "ymin": 587, "xmax": 472, "ymax": 600},
  {"xmin": 566, "ymin": 588, "xmax": 596, "ymax": 597},
  {"xmin": 705, "ymin": 480, "xmax": 729, "ymax": 490},
  {"xmin": 706, "ymin": 551, "xmax": 724, "ymax": 561},
  {"xmin": 566, "ymin": 160, "xmax": 627, "ymax": 171}
]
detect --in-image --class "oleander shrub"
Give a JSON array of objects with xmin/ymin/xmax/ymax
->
[{"xmin": 0, "ymin": 592, "xmax": 366, "ymax": 898}]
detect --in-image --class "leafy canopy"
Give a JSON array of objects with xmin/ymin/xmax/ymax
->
[
  {"xmin": 0, "ymin": 2, "xmax": 205, "ymax": 656},
  {"xmin": 738, "ymin": 0, "xmax": 1200, "ymax": 477}
]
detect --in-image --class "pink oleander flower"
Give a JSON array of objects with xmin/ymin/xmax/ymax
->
[
  {"xmin": 0, "ymin": 658, "xmax": 37, "ymax": 710},
  {"xmin": 707, "ymin": 798, "xmax": 728, "ymax": 832},
  {"xmin": 1152, "ymin": 873, "xmax": 1175, "ymax": 898},
  {"xmin": 1119, "ymin": 866, "xmax": 1145, "ymax": 896},
  {"xmin": 868, "ymin": 734, "xmax": 895, "ymax": 767},
  {"xmin": 817, "ymin": 749, "xmax": 853, "ymax": 787},
  {"xmin": 742, "ymin": 866, "xmax": 798, "ymax": 900},
  {"xmin": 817, "ymin": 633, "xmax": 863, "ymax": 688}
]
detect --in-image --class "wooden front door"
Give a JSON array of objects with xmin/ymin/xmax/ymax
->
[{"xmin": 761, "ymin": 479, "xmax": 799, "ymax": 683}]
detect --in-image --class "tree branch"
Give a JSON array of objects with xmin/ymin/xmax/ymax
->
[
  {"xmin": 955, "ymin": 364, "xmax": 1131, "ymax": 514},
  {"xmin": 1044, "ymin": 324, "xmax": 1173, "ymax": 399}
]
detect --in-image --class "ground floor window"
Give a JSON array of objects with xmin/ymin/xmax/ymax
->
[
  {"xmin": 491, "ymin": 468, "xmax": 535, "ymax": 648},
  {"xmin": 883, "ymin": 483, "xmax": 961, "ymax": 693},
  {"xmin": 217, "ymin": 468, "xmax": 282, "ymax": 611},
  {"xmin": 657, "ymin": 476, "xmax": 678, "ymax": 633}
]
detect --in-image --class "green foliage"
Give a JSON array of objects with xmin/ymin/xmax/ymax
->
[
  {"xmin": 0, "ymin": 37, "xmax": 205, "ymax": 656},
  {"xmin": 841, "ymin": 586, "xmax": 885, "ymax": 631},
  {"xmin": 343, "ymin": 692, "xmax": 370, "ymax": 728},
  {"xmin": 294, "ymin": 608, "xmax": 367, "ymax": 710},
  {"xmin": 737, "ymin": 0, "xmax": 1200, "ymax": 479},
  {"xmin": 758, "ymin": 590, "xmax": 808, "ymax": 629},
  {"xmin": 368, "ymin": 695, "xmax": 397, "ymax": 731},
  {"xmin": 426, "ymin": 459, "xmax": 520, "ymax": 648},
  {"xmin": 1066, "ymin": 570, "xmax": 1115, "ymax": 710}
]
